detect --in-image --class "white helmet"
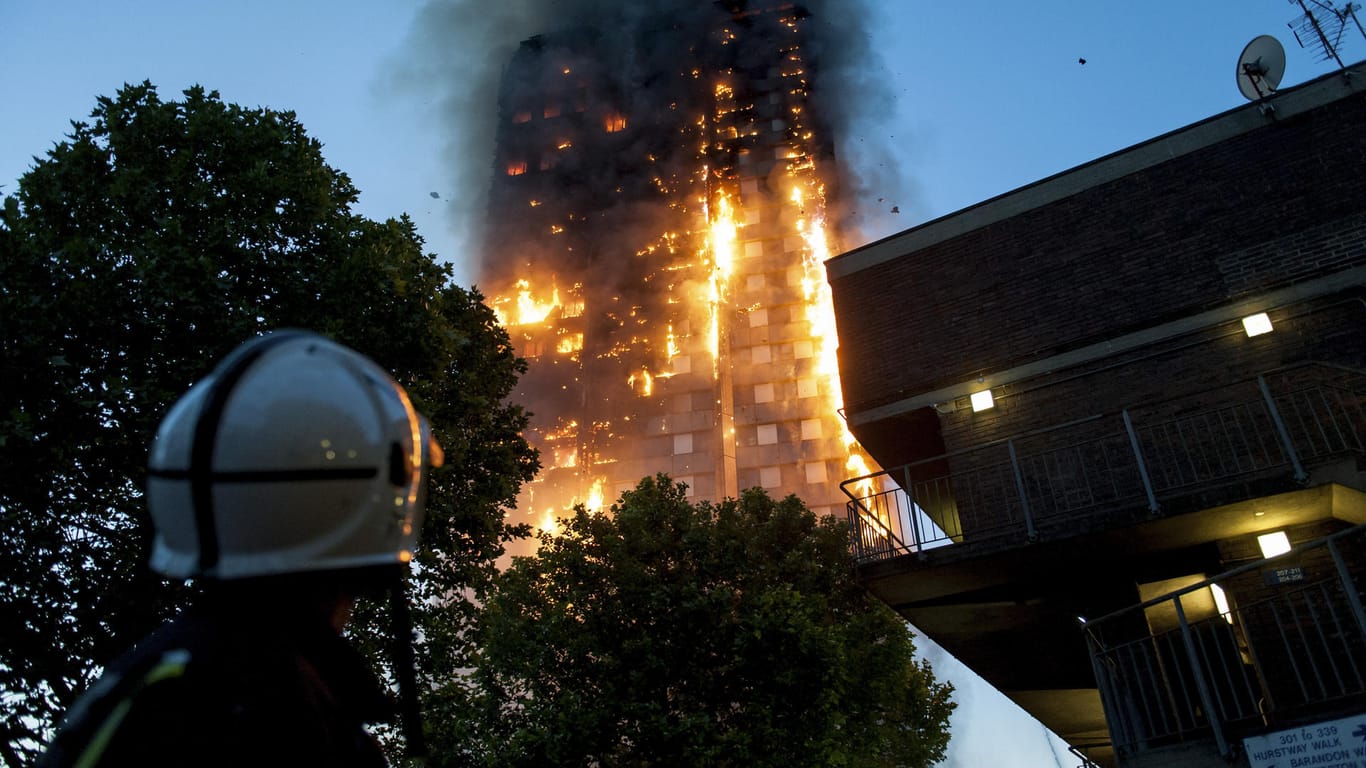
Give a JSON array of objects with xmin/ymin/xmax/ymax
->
[{"xmin": 146, "ymin": 331, "xmax": 443, "ymax": 581}]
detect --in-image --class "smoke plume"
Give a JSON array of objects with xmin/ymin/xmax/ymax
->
[{"xmin": 395, "ymin": 0, "xmax": 907, "ymax": 280}]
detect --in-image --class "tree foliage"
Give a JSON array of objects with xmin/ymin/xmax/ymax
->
[
  {"xmin": 464, "ymin": 476, "xmax": 954, "ymax": 768},
  {"xmin": 0, "ymin": 82, "xmax": 538, "ymax": 765}
]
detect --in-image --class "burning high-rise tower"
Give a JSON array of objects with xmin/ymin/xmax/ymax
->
[{"xmin": 477, "ymin": 1, "xmax": 873, "ymax": 532}]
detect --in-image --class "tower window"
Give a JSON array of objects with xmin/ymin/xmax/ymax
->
[
  {"xmin": 804, "ymin": 462, "xmax": 828, "ymax": 484},
  {"xmin": 754, "ymin": 383, "xmax": 775, "ymax": 403},
  {"xmin": 800, "ymin": 418, "xmax": 822, "ymax": 441},
  {"xmin": 757, "ymin": 424, "xmax": 778, "ymax": 445}
]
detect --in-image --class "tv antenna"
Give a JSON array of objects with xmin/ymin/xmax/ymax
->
[
  {"xmin": 1287, "ymin": 0, "xmax": 1365, "ymax": 69},
  {"xmin": 1237, "ymin": 35, "xmax": 1287, "ymax": 102}
]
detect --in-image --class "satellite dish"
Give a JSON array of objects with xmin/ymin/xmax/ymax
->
[{"xmin": 1237, "ymin": 35, "xmax": 1286, "ymax": 101}]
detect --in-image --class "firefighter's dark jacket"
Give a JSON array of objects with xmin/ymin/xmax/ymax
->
[{"xmin": 39, "ymin": 604, "xmax": 392, "ymax": 767}]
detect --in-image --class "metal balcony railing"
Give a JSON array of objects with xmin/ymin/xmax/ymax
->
[
  {"xmin": 1082, "ymin": 524, "xmax": 1366, "ymax": 760},
  {"xmin": 842, "ymin": 363, "xmax": 1366, "ymax": 564}
]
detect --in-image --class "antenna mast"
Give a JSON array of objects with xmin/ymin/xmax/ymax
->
[{"xmin": 1287, "ymin": 0, "xmax": 1365, "ymax": 69}]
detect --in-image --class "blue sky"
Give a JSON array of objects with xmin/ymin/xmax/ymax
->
[
  {"xmin": 3, "ymin": 2, "xmax": 1353, "ymax": 285},
  {"xmin": 2, "ymin": 2, "xmax": 1359, "ymax": 765},
  {"xmin": 865, "ymin": 3, "xmax": 1353, "ymax": 237}
]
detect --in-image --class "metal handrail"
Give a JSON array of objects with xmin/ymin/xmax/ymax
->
[
  {"xmin": 1083, "ymin": 524, "xmax": 1366, "ymax": 627},
  {"xmin": 1081, "ymin": 524, "xmax": 1366, "ymax": 759},
  {"xmin": 843, "ymin": 363, "xmax": 1365, "ymax": 564}
]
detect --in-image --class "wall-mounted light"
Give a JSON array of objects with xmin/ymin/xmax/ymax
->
[
  {"xmin": 1210, "ymin": 583, "xmax": 1233, "ymax": 624},
  {"xmin": 1242, "ymin": 312, "xmax": 1274, "ymax": 337},
  {"xmin": 970, "ymin": 389, "xmax": 995, "ymax": 412},
  {"xmin": 1257, "ymin": 530, "xmax": 1291, "ymax": 558}
]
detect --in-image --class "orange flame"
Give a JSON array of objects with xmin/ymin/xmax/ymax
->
[
  {"xmin": 584, "ymin": 478, "xmax": 606, "ymax": 515},
  {"xmin": 665, "ymin": 323, "xmax": 680, "ymax": 360},
  {"xmin": 628, "ymin": 368, "xmax": 655, "ymax": 397},
  {"xmin": 557, "ymin": 333, "xmax": 584, "ymax": 355},
  {"xmin": 706, "ymin": 190, "xmax": 738, "ymax": 376},
  {"xmin": 493, "ymin": 279, "xmax": 561, "ymax": 327},
  {"xmin": 846, "ymin": 453, "xmax": 876, "ymax": 501},
  {"xmin": 538, "ymin": 509, "xmax": 561, "ymax": 536}
]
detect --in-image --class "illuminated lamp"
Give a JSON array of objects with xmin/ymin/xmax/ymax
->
[
  {"xmin": 1241, "ymin": 312, "xmax": 1273, "ymax": 337},
  {"xmin": 1210, "ymin": 583, "xmax": 1233, "ymax": 624},
  {"xmin": 970, "ymin": 389, "xmax": 995, "ymax": 412},
  {"xmin": 1257, "ymin": 530, "xmax": 1292, "ymax": 558}
]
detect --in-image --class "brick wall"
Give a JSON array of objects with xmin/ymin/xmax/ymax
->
[{"xmin": 832, "ymin": 89, "xmax": 1366, "ymax": 420}]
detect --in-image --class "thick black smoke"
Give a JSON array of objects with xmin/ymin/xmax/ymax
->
[{"xmin": 395, "ymin": 0, "xmax": 907, "ymax": 278}]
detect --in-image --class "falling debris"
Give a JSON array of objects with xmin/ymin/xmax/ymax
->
[
  {"xmin": 891, "ymin": 205, "xmax": 900, "ymax": 214},
  {"xmin": 429, "ymin": 191, "xmax": 441, "ymax": 199},
  {"xmin": 1078, "ymin": 57, "xmax": 1087, "ymax": 65}
]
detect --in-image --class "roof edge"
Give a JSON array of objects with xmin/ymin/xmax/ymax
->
[{"xmin": 828, "ymin": 62, "xmax": 1366, "ymax": 281}]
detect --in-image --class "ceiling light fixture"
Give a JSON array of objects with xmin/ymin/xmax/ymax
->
[
  {"xmin": 970, "ymin": 389, "xmax": 995, "ymax": 412},
  {"xmin": 1242, "ymin": 312, "xmax": 1274, "ymax": 337},
  {"xmin": 1257, "ymin": 530, "xmax": 1291, "ymax": 558}
]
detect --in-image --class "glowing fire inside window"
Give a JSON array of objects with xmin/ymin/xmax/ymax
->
[
  {"xmin": 544, "ymin": 103, "xmax": 561, "ymax": 119},
  {"xmin": 493, "ymin": 279, "xmax": 561, "ymax": 327},
  {"xmin": 628, "ymin": 368, "xmax": 654, "ymax": 396},
  {"xmin": 584, "ymin": 478, "xmax": 605, "ymax": 515},
  {"xmin": 506, "ymin": 161, "xmax": 527, "ymax": 176},
  {"xmin": 556, "ymin": 334, "xmax": 584, "ymax": 355},
  {"xmin": 512, "ymin": 111, "xmax": 532, "ymax": 124},
  {"xmin": 605, "ymin": 114, "xmax": 626, "ymax": 132},
  {"xmin": 553, "ymin": 445, "xmax": 578, "ymax": 468},
  {"xmin": 665, "ymin": 324, "xmax": 680, "ymax": 360}
]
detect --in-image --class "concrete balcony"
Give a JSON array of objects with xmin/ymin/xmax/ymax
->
[
  {"xmin": 1084, "ymin": 524, "xmax": 1366, "ymax": 767},
  {"xmin": 844, "ymin": 363, "xmax": 1364, "ymax": 565},
  {"xmin": 838, "ymin": 362, "xmax": 1366, "ymax": 766}
]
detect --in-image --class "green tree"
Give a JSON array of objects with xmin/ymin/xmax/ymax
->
[
  {"xmin": 0, "ymin": 82, "xmax": 538, "ymax": 765},
  {"xmin": 466, "ymin": 475, "xmax": 954, "ymax": 768}
]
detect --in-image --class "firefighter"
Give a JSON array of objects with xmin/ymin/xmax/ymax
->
[{"xmin": 39, "ymin": 331, "xmax": 442, "ymax": 767}]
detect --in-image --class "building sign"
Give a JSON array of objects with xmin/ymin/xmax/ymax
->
[
  {"xmin": 1243, "ymin": 713, "xmax": 1366, "ymax": 768},
  {"xmin": 1264, "ymin": 566, "xmax": 1306, "ymax": 586}
]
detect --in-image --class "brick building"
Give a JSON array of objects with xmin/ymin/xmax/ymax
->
[{"xmin": 827, "ymin": 64, "xmax": 1366, "ymax": 767}]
